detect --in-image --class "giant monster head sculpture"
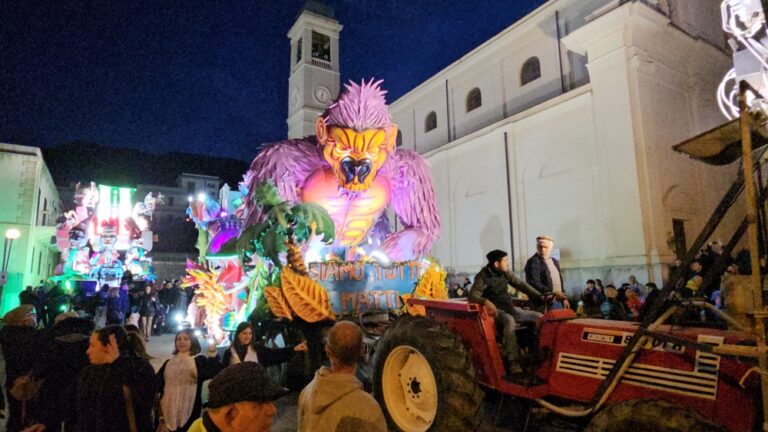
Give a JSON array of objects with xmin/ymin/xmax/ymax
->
[{"xmin": 316, "ymin": 79, "xmax": 398, "ymax": 192}]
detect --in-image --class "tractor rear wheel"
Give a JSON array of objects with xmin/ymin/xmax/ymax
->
[
  {"xmin": 585, "ymin": 399, "xmax": 724, "ymax": 432},
  {"xmin": 373, "ymin": 315, "xmax": 484, "ymax": 432}
]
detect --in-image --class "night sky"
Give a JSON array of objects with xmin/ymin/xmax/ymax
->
[{"xmin": 1, "ymin": 0, "xmax": 544, "ymax": 161}]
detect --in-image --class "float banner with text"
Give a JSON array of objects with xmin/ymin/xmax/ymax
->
[{"xmin": 307, "ymin": 261, "xmax": 423, "ymax": 314}]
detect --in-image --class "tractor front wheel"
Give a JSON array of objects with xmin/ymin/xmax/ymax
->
[
  {"xmin": 585, "ymin": 399, "xmax": 724, "ymax": 432},
  {"xmin": 373, "ymin": 315, "xmax": 483, "ymax": 432}
]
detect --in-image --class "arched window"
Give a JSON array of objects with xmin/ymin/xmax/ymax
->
[
  {"xmin": 425, "ymin": 111, "xmax": 437, "ymax": 132},
  {"xmin": 396, "ymin": 130, "xmax": 403, "ymax": 147},
  {"xmin": 520, "ymin": 57, "xmax": 541, "ymax": 86},
  {"xmin": 466, "ymin": 88, "xmax": 482, "ymax": 112}
]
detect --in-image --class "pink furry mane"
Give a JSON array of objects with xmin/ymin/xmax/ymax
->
[{"xmin": 322, "ymin": 78, "xmax": 391, "ymax": 131}]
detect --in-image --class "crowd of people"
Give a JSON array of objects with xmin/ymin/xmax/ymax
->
[
  {"xmin": 17, "ymin": 281, "xmax": 70, "ymax": 329},
  {"xmin": 578, "ymin": 278, "xmax": 660, "ymax": 322},
  {"xmin": 0, "ymin": 236, "xmax": 751, "ymax": 431},
  {"xmin": 99, "ymin": 277, "xmax": 193, "ymax": 340},
  {"xmin": 578, "ymin": 241, "xmax": 757, "ymax": 323},
  {"xmin": 0, "ymin": 296, "xmax": 385, "ymax": 432},
  {"xmin": 19, "ymin": 275, "xmax": 195, "ymax": 344}
]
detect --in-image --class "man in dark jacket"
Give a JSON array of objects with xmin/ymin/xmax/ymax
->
[
  {"xmin": 46, "ymin": 282, "xmax": 70, "ymax": 327},
  {"xmin": 525, "ymin": 235, "xmax": 570, "ymax": 309},
  {"xmin": 601, "ymin": 285, "xmax": 628, "ymax": 321},
  {"xmin": 24, "ymin": 313, "xmax": 94, "ymax": 431},
  {"xmin": 0, "ymin": 305, "xmax": 41, "ymax": 431},
  {"xmin": 468, "ymin": 250, "xmax": 549, "ymax": 375},
  {"xmin": 74, "ymin": 325, "xmax": 157, "ymax": 432},
  {"xmin": 639, "ymin": 282, "xmax": 661, "ymax": 322},
  {"xmin": 19, "ymin": 286, "xmax": 36, "ymax": 307},
  {"xmin": 36, "ymin": 283, "xmax": 49, "ymax": 328}
]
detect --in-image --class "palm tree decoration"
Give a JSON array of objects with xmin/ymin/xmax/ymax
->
[
  {"xmin": 237, "ymin": 181, "xmax": 337, "ymax": 323},
  {"xmin": 237, "ymin": 180, "xmax": 334, "ymax": 273}
]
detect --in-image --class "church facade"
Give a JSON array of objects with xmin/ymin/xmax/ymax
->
[
  {"xmin": 288, "ymin": 0, "xmax": 738, "ymax": 294},
  {"xmin": 388, "ymin": 0, "xmax": 737, "ymax": 292}
]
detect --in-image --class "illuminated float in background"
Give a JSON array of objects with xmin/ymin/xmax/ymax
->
[
  {"xmin": 184, "ymin": 79, "xmax": 447, "ymax": 344},
  {"xmin": 51, "ymin": 182, "xmax": 163, "ymax": 289}
]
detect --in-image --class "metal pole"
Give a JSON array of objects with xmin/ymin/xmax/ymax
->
[
  {"xmin": 739, "ymin": 80, "xmax": 768, "ymax": 431},
  {"xmin": 2, "ymin": 238, "xmax": 9, "ymax": 272},
  {"xmin": 555, "ymin": 11, "xmax": 566, "ymax": 94},
  {"xmin": 5, "ymin": 239, "xmax": 12, "ymax": 272},
  {"xmin": 503, "ymin": 132, "xmax": 516, "ymax": 271}
]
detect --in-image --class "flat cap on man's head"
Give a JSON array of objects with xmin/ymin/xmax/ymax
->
[
  {"xmin": 206, "ymin": 362, "xmax": 288, "ymax": 408},
  {"xmin": 536, "ymin": 235, "xmax": 554, "ymax": 242},
  {"xmin": 486, "ymin": 249, "xmax": 508, "ymax": 263}
]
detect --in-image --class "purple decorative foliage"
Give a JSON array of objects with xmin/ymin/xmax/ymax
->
[
  {"xmin": 241, "ymin": 138, "xmax": 328, "ymax": 225},
  {"xmin": 379, "ymin": 149, "xmax": 441, "ymax": 259},
  {"xmin": 209, "ymin": 226, "xmax": 240, "ymax": 254},
  {"xmin": 322, "ymin": 78, "xmax": 391, "ymax": 131}
]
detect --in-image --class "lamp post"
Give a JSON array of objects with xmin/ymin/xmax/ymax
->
[
  {"xmin": 2, "ymin": 228, "xmax": 21, "ymax": 272},
  {"xmin": 1, "ymin": 228, "xmax": 21, "ymax": 302}
]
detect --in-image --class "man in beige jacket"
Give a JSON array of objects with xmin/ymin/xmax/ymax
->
[{"xmin": 298, "ymin": 321, "xmax": 387, "ymax": 432}]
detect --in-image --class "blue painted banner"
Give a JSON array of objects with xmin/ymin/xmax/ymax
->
[{"xmin": 307, "ymin": 261, "xmax": 423, "ymax": 314}]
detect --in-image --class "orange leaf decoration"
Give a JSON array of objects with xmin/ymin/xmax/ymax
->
[
  {"xmin": 401, "ymin": 293, "xmax": 426, "ymax": 317},
  {"xmin": 264, "ymin": 286, "xmax": 293, "ymax": 321},
  {"xmin": 281, "ymin": 267, "xmax": 336, "ymax": 323}
]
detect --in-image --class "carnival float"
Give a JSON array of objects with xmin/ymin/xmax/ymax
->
[
  {"xmin": 183, "ymin": 79, "xmax": 447, "ymax": 346},
  {"xmin": 52, "ymin": 182, "xmax": 163, "ymax": 289}
]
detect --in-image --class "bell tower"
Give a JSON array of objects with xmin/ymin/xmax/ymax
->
[{"xmin": 287, "ymin": 1, "xmax": 342, "ymax": 139}]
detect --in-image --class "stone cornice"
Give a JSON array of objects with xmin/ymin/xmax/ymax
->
[{"xmin": 287, "ymin": 11, "xmax": 342, "ymax": 40}]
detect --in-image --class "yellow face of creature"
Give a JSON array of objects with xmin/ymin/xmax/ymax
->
[{"xmin": 316, "ymin": 118, "xmax": 398, "ymax": 192}]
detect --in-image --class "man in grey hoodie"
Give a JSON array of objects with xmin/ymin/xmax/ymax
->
[{"xmin": 298, "ymin": 321, "xmax": 387, "ymax": 432}]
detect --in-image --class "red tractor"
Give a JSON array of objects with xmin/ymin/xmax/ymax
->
[{"xmin": 372, "ymin": 297, "xmax": 764, "ymax": 431}]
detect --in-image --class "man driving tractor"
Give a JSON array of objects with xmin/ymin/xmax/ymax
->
[{"xmin": 468, "ymin": 249, "xmax": 565, "ymax": 375}]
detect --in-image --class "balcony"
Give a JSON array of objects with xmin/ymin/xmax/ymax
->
[{"xmin": 311, "ymin": 58, "xmax": 332, "ymax": 70}]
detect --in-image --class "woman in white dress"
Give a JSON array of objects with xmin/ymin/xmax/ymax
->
[
  {"xmin": 156, "ymin": 329, "xmax": 222, "ymax": 432},
  {"xmin": 220, "ymin": 322, "xmax": 307, "ymax": 367}
]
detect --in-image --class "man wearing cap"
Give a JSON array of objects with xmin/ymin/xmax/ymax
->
[
  {"xmin": 468, "ymin": 250, "xmax": 546, "ymax": 375},
  {"xmin": 298, "ymin": 321, "xmax": 387, "ymax": 432},
  {"xmin": 188, "ymin": 362, "xmax": 287, "ymax": 432},
  {"xmin": 525, "ymin": 235, "xmax": 570, "ymax": 309}
]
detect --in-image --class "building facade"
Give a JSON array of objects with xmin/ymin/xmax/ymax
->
[
  {"xmin": 0, "ymin": 143, "xmax": 61, "ymax": 313},
  {"xmin": 388, "ymin": 0, "xmax": 735, "ymax": 292}
]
